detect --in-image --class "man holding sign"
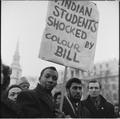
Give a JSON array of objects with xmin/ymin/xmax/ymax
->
[{"xmin": 17, "ymin": 66, "xmax": 60, "ymax": 118}]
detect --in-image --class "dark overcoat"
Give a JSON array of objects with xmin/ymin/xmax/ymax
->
[
  {"xmin": 1, "ymin": 97, "xmax": 20, "ymax": 118},
  {"xmin": 17, "ymin": 83, "xmax": 55, "ymax": 118},
  {"xmin": 62, "ymin": 96, "xmax": 90, "ymax": 118},
  {"xmin": 82, "ymin": 95, "xmax": 115, "ymax": 118}
]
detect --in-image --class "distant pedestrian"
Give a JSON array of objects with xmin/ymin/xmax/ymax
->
[
  {"xmin": 17, "ymin": 66, "xmax": 59, "ymax": 118},
  {"xmin": 53, "ymin": 91, "xmax": 61, "ymax": 109},
  {"xmin": 17, "ymin": 76, "xmax": 30, "ymax": 91},
  {"xmin": 82, "ymin": 80, "xmax": 115, "ymax": 118}
]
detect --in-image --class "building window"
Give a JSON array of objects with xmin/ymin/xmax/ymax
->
[
  {"xmin": 112, "ymin": 84, "xmax": 117, "ymax": 90},
  {"xmin": 113, "ymin": 93, "xmax": 118, "ymax": 101}
]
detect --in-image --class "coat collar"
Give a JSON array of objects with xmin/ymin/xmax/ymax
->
[
  {"xmin": 35, "ymin": 83, "xmax": 52, "ymax": 95},
  {"xmin": 87, "ymin": 95, "xmax": 106, "ymax": 105},
  {"xmin": 86, "ymin": 95, "xmax": 107, "ymax": 113},
  {"xmin": 65, "ymin": 96, "xmax": 84, "ymax": 117}
]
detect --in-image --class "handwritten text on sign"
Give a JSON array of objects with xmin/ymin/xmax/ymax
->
[{"xmin": 39, "ymin": 0, "xmax": 99, "ymax": 71}]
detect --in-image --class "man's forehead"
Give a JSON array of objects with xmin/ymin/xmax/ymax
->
[
  {"xmin": 44, "ymin": 68, "xmax": 58, "ymax": 75},
  {"xmin": 71, "ymin": 82, "xmax": 82, "ymax": 87},
  {"xmin": 89, "ymin": 82, "xmax": 99, "ymax": 87}
]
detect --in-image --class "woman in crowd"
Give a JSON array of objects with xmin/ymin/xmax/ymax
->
[{"xmin": 7, "ymin": 85, "xmax": 22, "ymax": 103}]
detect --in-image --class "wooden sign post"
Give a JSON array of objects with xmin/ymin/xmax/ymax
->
[{"xmin": 59, "ymin": 66, "xmax": 67, "ymax": 112}]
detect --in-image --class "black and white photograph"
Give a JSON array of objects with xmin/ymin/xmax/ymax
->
[{"xmin": 1, "ymin": 0, "xmax": 119, "ymax": 118}]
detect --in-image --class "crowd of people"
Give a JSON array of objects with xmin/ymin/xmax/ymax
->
[{"xmin": 1, "ymin": 62, "xmax": 120, "ymax": 118}]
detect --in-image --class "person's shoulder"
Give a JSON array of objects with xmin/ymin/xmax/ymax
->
[
  {"xmin": 105, "ymin": 100, "xmax": 114, "ymax": 108},
  {"xmin": 81, "ymin": 96, "xmax": 89, "ymax": 104},
  {"xmin": 17, "ymin": 89, "xmax": 36, "ymax": 101},
  {"xmin": 20, "ymin": 89, "xmax": 34, "ymax": 95},
  {"xmin": 100, "ymin": 95, "xmax": 114, "ymax": 109},
  {"xmin": 81, "ymin": 99, "xmax": 87, "ymax": 105},
  {"xmin": 80, "ymin": 100, "xmax": 91, "ymax": 117},
  {"xmin": 81, "ymin": 99, "xmax": 90, "ymax": 109},
  {"xmin": 63, "ymin": 96, "xmax": 71, "ymax": 107}
]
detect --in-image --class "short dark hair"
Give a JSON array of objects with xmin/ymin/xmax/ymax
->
[
  {"xmin": 66, "ymin": 77, "xmax": 82, "ymax": 89},
  {"xmin": 39, "ymin": 66, "xmax": 58, "ymax": 80},
  {"xmin": 88, "ymin": 80, "xmax": 101, "ymax": 89}
]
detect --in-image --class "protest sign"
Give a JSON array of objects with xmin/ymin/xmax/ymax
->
[{"xmin": 39, "ymin": 0, "xmax": 99, "ymax": 71}]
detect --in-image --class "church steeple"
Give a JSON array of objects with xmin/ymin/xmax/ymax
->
[
  {"xmin": 12, "ymin": 40, "xmax": 20, "ymax": 66},
  {"xmin": 10, "ymin": 40, "xmax": 22, "ymax": 85}
]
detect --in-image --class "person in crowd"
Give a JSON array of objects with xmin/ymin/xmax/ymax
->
[
  {"xmin": 7, "ymin": 85, "xmax": 22, "ymax": 102},
  {"xmin": 114, "ymin": 104, "xmax": 120, "ymax": 117},
  {"xmin": 1, "ymin": 63, "xmax": 20, "ymax": 118},
  {"xmin": 82, "ymin": 80, "xmax": 115, "ymax": 118},
  {"xmin": 1, "ymin": 63, "xmax": 12, "ymax": 91},
  {"xmin": 17, "ymin": 66, "xmax": 61, "ymax": 118},
  {"xmin": 17, "ymin": 76, "xmax": 30, "ymax": 91},
  {"xmin": 61, "ymin": 77, "xmax": 90, "ymax": 118},
  {"xmin": 53, "ymin": 91, "xmax": 62, "ymax": 109}
]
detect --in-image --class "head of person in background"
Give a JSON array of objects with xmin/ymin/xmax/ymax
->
[
  {"xmin": 17, "ymin": 76, "xmax": 30, "ymax": 91},
  {"xmin": 88, "ymin": 80, "xmax": 101, "ymax": 99},
  {"xmin": 7, "ymin": 85, "xmax": 22, "ymax": 102},
  {"xmin": 114, "ymin": 104, "xmax": 119, "ymax": 117},
  {"xmin": 66, "ymin": 77, "xmax": 83, "ymax": 102},
  {"xmin": 1, "ymin": 63, "xmax": 12, "ymax": 92},
  {"xmin": 53, "ymin": 91, "xmax": 62, "ymax": 108},
  {"xmin": 39, "ymin": 66, "xmax": 58, "ymax": 92}
]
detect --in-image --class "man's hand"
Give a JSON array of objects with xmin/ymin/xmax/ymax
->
[{"xmin": 55, "ymin": 109, "xmax": 65, "ymax": 118}]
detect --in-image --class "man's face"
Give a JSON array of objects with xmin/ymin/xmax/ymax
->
[
  {"xmin": 40, "ymin": 68, "xmax": 58, "ymax": 91},
  {"xmin": 8, "ymin": 87, "xmax": 22, "ymax": 102},
  {"xmin": 68, "ymin": 83, "xmax": 82, "ymax": 100},
  {"xmin": 88, "ymin": 82, "xmax": 101, "ymax": 97}
]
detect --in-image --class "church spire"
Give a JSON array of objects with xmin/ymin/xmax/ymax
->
[
  {"xmin": 10, "ymin": 39, "xmax": 22, "ymax": 85},
  {"xmin": 12, "ymin": 40, "xmax": 20, "ymax": 66}
]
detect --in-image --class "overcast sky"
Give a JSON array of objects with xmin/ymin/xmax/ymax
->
[{"xmin": 1, "ymin": 1, "xmax": 119, "ymax": 77}]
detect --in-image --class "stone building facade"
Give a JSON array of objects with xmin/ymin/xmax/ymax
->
[{"xmin": 55, "ymin": 59, "xmax": 119, "ymax": 105}]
